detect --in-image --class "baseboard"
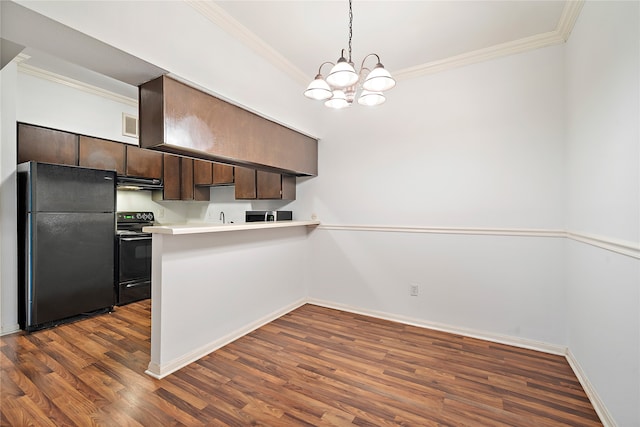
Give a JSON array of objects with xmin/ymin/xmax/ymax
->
[
  {"xmin": 0, "ymin": 323, "xmax": 20, "ymax": 337},
  {"xmin": 145, "ymin": 297, "xmax": 307, "ymax": 379},
  {"xmin": 566, "ymin": 349, "xmax": 617, "ymax": 427},
  {"xmin": 307, "ymin": 298, "xmax": 567, "ymax": 356}
]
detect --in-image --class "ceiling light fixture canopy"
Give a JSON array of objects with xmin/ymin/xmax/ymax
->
[{"xmin": 304, "ymin": 0, "xmax": 395, "ymax": 108}]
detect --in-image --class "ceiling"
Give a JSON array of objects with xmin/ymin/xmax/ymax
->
[
  {"xmin": 196, "ymin": 0, "xmax": 582, "ymax": 85},
  {"xmin": 4, "ymin": 0, "xmax": 582, "ymax": 99}
]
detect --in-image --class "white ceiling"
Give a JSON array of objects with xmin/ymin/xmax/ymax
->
[
  {"xmin": 5, "ymin": 0, "xmax": 582, "ymax": 99},
  {"xmin": 199, "ymin": 0, "xmax": 581, "ymax": 85}
]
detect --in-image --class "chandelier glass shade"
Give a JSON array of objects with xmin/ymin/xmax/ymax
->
[{"xmin": 304, "ymin": 0, "xmax": 395, "ymax": 109}]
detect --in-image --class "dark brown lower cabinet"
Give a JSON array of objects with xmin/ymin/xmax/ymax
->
[{"xmin": 235, "ymin": 166, "xmax": 295, "ymax": 200}]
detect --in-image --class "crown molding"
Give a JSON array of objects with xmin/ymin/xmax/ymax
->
[
  {"xmin": 393, "ymin": 30, "xmax": 566, "ymax": 81},
  {"xmin": 557, "ymin": 0, "xmax": 585, "ymax": 42},
  {"xmin": 187, "ymin": 0, "xmax": 584, "ymax": 85},
  {"xmin": 395, "ymin": 0, "xmax": 584, "ymax": 80},
  {"xmin": 184, "ymin": 0, "xmax": 309, "ymax": 86},
  {"xmin": 17, "ymin": 62, "xmax": 138, "ymax": 108},
  {"xmin": 14, "ymin": 53, "xmax": 31, "ymax": 63}
]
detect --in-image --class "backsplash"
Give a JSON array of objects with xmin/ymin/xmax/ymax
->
[{"xmin": 116, "ymin": 186, "xmax": 290, "ymax": 225}]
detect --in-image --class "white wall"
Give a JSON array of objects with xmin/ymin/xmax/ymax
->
[
  {"xmin": 295, "ymin": 46, "xmax": 565, "ymax": 229},
  {"xmin": 296, "ymin": 45, "xmax": 568, "ymax": 347},
  {"xmin": 149, "ymin": 226, "xmax": 310, "ymax": 376},
  {"xmin": 565, "ymin": 2, "xmax": 640, "ymax": 425},
  {"xmin": 0, "ymin": 62, "xmax": 19, "ymax": 334},
  {"xmin": 16, "ymin": 0, "xmax": 321, "ymax": 138},
  {"xmin": 17, "ymin": 71, "xmax": 138, "ymax": 144}
]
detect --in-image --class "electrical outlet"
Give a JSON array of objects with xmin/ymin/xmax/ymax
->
[
  {"xmin": 409, "ymin": 284, "xmax": 419, "ymax": 296},
  {"xmin": 157, "ymin": 207, "xmax": 165, "ymax": 219}
]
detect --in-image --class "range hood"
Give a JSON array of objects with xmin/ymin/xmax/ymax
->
[{"xmin": 117, "ymin": 176, "xmax": 163, "ymax": 191}]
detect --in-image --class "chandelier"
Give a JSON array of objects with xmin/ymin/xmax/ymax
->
[{"xmin": 303, "ymin": 0, "xmax": 396, "ymax": 109}]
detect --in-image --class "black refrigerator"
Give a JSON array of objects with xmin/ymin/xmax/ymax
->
[{"xmin": 17, "ymin": 161, "xmax": 116, "ymax": 332}]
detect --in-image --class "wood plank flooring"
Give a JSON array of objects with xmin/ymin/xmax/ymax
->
[{"xmin": 1, "ymin": 300, "xmax": 602, "ymax": 426}]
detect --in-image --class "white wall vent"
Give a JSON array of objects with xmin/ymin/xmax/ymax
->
[{"xmin": 122, "ymin": 113, "xmax": 138, "ymax": 138}]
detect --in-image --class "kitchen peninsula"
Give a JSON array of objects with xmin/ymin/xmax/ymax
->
[{"xmin": 142, "ymin": 220, "xmax": 319, "ymax": 378}]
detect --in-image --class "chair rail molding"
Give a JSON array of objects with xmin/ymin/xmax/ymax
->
[{"xmin": 317, "ymin": 224, "xmax": 640, "ymax": 260}]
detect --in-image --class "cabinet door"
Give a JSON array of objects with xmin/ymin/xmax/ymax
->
[
  {"xmin": 280, "ymin": 175, "xmax": 296, "ymax": 201},
  {"xmin": 18, "ymin": 123, "xmax": 78, "ymax": 166},
  {"xmin": 180, "ymin": 158, "xmax": 194, "ymax": 200},
  {"xmin": 126, "ymin": 145, "xmax": 163, "ymax": 179},
  {"xmin": 256, "ymin": 171, "xmax": 296, "ymax": 200},
  {"xmin": 256, "ymin": 171, "xmax": 282, "ymax": 199},
  {"xmin": 234, "ymin": 166, "xmax": 257, "ymax": 199},
  {"xmin": 193, "ymin": 159, "xmax": 213, "ymax": 185},
  {"xmin": 162, "ymin": 154, "xmax": 181, "ymax": 200},
  {"xmin": 212, "ymin": 163, "xmax": 234, "ymax": 185},
  {"xmin": 79, "ymin": 136, "xmax": 126, "ymax": 175}
]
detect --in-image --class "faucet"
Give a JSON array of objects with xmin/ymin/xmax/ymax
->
[{"xmin": 219, "ymin": 211, "xmax": 225, "ymax": 224}]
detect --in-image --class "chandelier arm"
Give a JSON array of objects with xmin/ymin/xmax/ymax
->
[
  {"xmin": 359, "ymin": 53, "xmax": 381, "ymax": 72},
  {"xmin": 317, "ymin": 61, "xmax": 335, "ymax": 75}
]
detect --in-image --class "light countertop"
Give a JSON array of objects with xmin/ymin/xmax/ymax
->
[{"xmin": 142, "ymin": 220, "xmax": 320, "ymax": 235}]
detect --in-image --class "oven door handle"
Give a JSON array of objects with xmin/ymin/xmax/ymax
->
[
  {"xmin": 126, "ymin": 280, "xmax": 151, "ymax": 289},
  {"xmin": 120, "ymin": 236, "xmax": 152, "ymax": 242}
]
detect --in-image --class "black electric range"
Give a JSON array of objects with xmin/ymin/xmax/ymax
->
[{"xmin": 115, "ymin": 211, "xmax": 154, "ymax": 305}]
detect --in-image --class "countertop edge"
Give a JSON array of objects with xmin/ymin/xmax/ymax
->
[{"xmin": 142, "ymin": 220, "xmax": 321, "ymax": 235}]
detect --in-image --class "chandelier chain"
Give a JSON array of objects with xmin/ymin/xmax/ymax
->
[{"xmin": 348, "ymin": 0, "xmax": 353, "ymax": 63}]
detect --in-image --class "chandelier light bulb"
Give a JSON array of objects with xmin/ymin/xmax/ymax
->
[
  {"xmin": 357, "ymin": 90, "xmax": 386, "ymax": 106},
  {"xmin": 326, "ymin": 57, "xmax": 359, "ymax": 89},
  {"xmin": 324, "ymin": 90, "xmax": 350, "ymax": 109},
  {"xmin": 304, "ymin": 74, "xmax": 333, "ymax": 100},
  {"xmin": 362, "ymin": 63, "xmax": 396, "ymax": 92}
]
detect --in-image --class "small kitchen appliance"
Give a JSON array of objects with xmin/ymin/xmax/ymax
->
[{"xmin": 245, "ymin": 210, "xmax": 293, "ymax": 222}]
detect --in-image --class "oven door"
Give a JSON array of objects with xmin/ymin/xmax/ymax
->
[
  {"xmin": 118, "ymin": 234, "xmax": 151, "ymax": 283},
  {"xmin": 117, "ymin": 233, "xmax": 151, "ymax": 305}
]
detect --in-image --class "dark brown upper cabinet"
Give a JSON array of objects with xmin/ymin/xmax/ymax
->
[
  {"xmin": 193, "ymin": 159, "xmax": 213, "ymax": 185},
  {"xmin": 235, "ymin": 166, "xmax": 295, "ymax": 200},
  {"xmin": 161, "ymin": 154, "xmax": 181, "ymax": 200},
  {"xmin": 234, "ymin": 166, "xmax": 257, "ymax": 199},
  {"xmin": 194, "ymin": 160, "xmax": 234, "ymax": 187},
  {"xmin": 78, "ymin": 136, "xmax": 126, "ymax": 175},
  {"xmin": 125, "ymin": 145, "xmax": 163, "ymax": 179},
  {"xmin": 159, "ymin": 154, "xmax": 209, "ymax": 201},
  {"xmin": 213, "ymin": 163, "xmax": 234, "ymax": 185},
  {"xmin": 17, "ymin": 123, "xmax": 78, "ymax": 166},
  {"xmin": 139, "ymin": 75, "xmax": 318, "ymax": 176}
]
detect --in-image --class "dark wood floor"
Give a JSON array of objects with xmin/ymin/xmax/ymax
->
[{"xmin": 1, "ymin": 300, "xmax": 601, "ymax": 426}]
